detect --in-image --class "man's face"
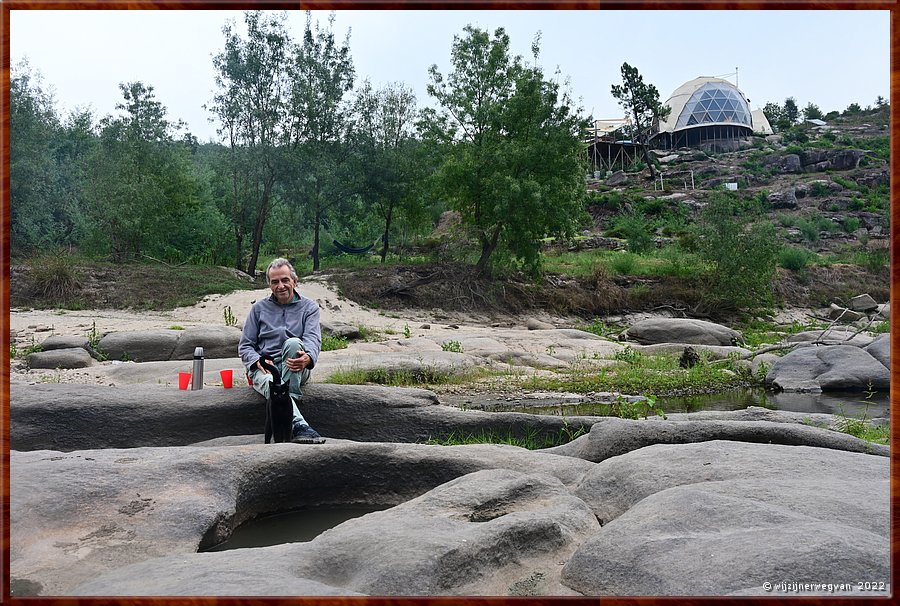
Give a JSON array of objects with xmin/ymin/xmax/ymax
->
[{"xmin": 268, "ymin": 265, "xmax": 297, "ymax": 304}]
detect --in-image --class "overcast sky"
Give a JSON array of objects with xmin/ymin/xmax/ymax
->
[{"xmin": 9, "ymin": 9, "xmax": 890, "ymax": 143}]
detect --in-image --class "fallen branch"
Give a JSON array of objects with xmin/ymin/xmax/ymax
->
[{"xmin": 140, "ymin": 254, "xmax": 187, "ymax": 268}]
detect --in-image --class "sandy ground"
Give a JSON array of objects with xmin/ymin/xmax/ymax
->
[
  {"xmin": 8, "ymin": 275, "xmax": 589, "ymax": 388},
  {"xmin": 8, "ymin": 273, "xmax": 821, "ymax": 391}
]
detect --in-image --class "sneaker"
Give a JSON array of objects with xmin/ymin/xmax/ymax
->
[{"xmin": 291, "ymin": 422, "xmax": 325, "ymax": 444}]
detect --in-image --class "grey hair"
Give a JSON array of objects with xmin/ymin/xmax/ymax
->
[{"xmin": 266, "ymin": 258, "xmax": 299, "ymax": 282}]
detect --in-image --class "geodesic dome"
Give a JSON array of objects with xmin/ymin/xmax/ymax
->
[{"xmin": 653, "ymin": 76, "xmax": 768, "ymax": 148}]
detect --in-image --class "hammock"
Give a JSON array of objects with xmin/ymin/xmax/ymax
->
[{"xmin": 333, "ymin": 238, "xmax": 377, "ymax": 255}]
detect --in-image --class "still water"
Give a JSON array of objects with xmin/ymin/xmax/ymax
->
[{"xmin": 205, "ymin": 506, "xmax": 388, "ymax": 552}]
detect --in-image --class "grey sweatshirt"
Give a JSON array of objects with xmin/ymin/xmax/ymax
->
[{"xmin": 238, "ymin": 291, "xmax": 322, "ymax": 372}]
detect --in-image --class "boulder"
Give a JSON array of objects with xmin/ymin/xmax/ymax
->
[
  {"xmin": 798, "ymin": 149, "xmax": 829, "ymax": 166},
  {"xmin": 544, "ymin": 417, "xmax": 887, "ymax": 463},
  {"xmin": 763, "ymin": 153, "xmax": 801, "ymax": 173},
  {"xmin": 525, "ymin": 318, "xmax": 555, "ymax": 330},
  {"xmin": 786, "ymin": 328, "xmax": 873, "ymax": 348},
  {"xmin": 27, "ymin": 347, "xmax": 95, "ymax": 370},
  {"xmin": 624, "ymin": 318, "xmax": 742, "ymax": 346},
  {"xmin": 606, "ymin": 171, "xmax": 628, "ymax": 186},
  {"xmin": 863, "ymin": 334, "xmax": 889, "ymax": 369},
  {"xmin": 39, "ymin": 335, "xmax": 92, "ymax": 353},
  {"xmin": 321, "ymin": 321, "xmax": 361, "ymax": 339},
  {"xmin": 848, "ymin": 293, "xmax": 878, "ymax": 312},
  {"xmin": 169, "ymin": 326, "xmax": 242, "ymax": 360},
  {"xmin": 10, "ymin": 444, "xmax": 595, "ymax": 596},
  {"xmin": 97, "ymin": 330, "xmax": 181, "ymax": 362},
  {"xmin": 767, "ymin": 188, "xmax": 797, "ymax": 209},
  {"xmin": 9, "ymin": 383, "xmax": 602, "ymax": 452},
  {"xmin": 829, "ymin": 149, "xmax": 866, "ymax": 170},
  {"xmin": 874, "ymin": 303, "xmax": 889, "ymax": 321},
  {"xmin": 826, "ymin": 304, "xmax": 865, "ymax": 323},
  {"xmin": 563, "ymin": 441, "xmax": 888, "ymax": 596},
  {"xmin": 765, "ymin": 345, "xmax": 890, "ymax": 392}
]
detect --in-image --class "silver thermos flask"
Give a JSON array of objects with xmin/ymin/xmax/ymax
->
[{"xmin": 191, "ymin": 346, "xmax": 204, "ymax": 390}]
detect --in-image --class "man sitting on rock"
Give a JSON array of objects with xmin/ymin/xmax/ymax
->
[{"xmin": 239, "ymin": 257, "xmax": 325, "ymax": 444}]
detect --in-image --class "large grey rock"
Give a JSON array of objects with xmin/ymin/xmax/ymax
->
[
  {"xmin": 786, "ymin": 328, "xmax": 873, "ymax": 348},
  {"xmin": 848, "ymin": 293, "xmax": 878, "ymax": 312},
  {"xmin": 624, "ymin": 318, "xmax": 742, "ymax": 346},
  {"xmin": 9, "ymin": 383, "xmax": 602, "ymax": 452},
  {"xmin": 863, "ymin": 333, "xmax": 889, "ymax": 369},
  {"xmin": 39, "ymin": 335, "xmax": 92, "ymax": 353},
  {"xmin": 97, "ymin": 330, "xmax": 181, "ymax": 362},
  {"xmin": 827, "ymin": 304, "xmax": 864, "ymax": 323},
  {"xmin": 765, "ymin": 345, "xmax": 890, "ymax": 392},
  {"xmin": 10, "ymin": 444, "xmax": 595, "ymax": 596},
  {"xmin": 562, "ymin": 441, "xmax": 888, "ymax": 595},
  {"xmin": 27, "ymin": 347, "xmax": 95, "ymax": 369},
  {"xmin": 544, "ymin": 417, "xmax": 887, "ymax": 463},
  {"xmin": 169, "ymin": 326, "xmax": 242, "ymax": 360},
  {"xmin": 321, "ymin": 321, "xmax": 361, "ymax": 339}
]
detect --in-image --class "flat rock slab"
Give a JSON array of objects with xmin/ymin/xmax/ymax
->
[
  {"xmin": 9, "ymin": 383, "xmax": 602, "ymax": 452},
  {"xmin": 563, "ymin": 441, "xmax": 889, "ymax": 596},
  {"xmin": 95, "ymin": 327, "xmax": 242, "ymax": 363},
  {"xmin": 544, "ymin": 416, "xmax": 888, "ymax": 462},
  {"xmin": 10, "ymin": 443, "xmax": 595, "ymax": 596},
  {"xmin": 624, "ymin": 318, "xmax": 742, "ymax": 346},
  {"xmin": 765, "ymin": 344, "xmax": 890, "ymax": 392}
]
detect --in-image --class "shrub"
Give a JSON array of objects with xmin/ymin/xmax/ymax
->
[
  {"xmin": 609, "ymin": 252, "xmax": 639, "ymax": 275},
  {"xmin": 27, "ymin": 252, "xmax": 82, "ymax": 302},
  {"xmin": 611, "ymin": 209, "xmax": 655, "ymax": 253},
  {"xmin": 778, "ymin": 246, "xmax": 816, "ymax": 271},
  {"xmin": 809, "ymin": 182, "xmax": 831, "ymax": 197},
  {"xmin": 697, "ymin": 193, "xmax": 779, "ymax": 312},
  {"xmin": 321, "ymin": 335, "xmax": 349, "ymax": 351},
  {"xmin": 843, "ymin": 217, "xmax": 861, "ymax": 233},
  {"xmin": 441, "ymin": 340, "xmax": 463, "ymax": 353}
]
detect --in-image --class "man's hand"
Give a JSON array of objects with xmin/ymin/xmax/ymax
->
[
  {"xmin": 256, "ymin": 359, "xmax": 275, "ymax": 375},
  {"xmin": 284, "ymin": 351, "xmax": 310, "ymax": 373}
]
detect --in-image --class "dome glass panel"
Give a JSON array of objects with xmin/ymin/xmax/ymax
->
[{"xmin": 674, "ymin": 81, "xmax": 752, "ymax": 129}]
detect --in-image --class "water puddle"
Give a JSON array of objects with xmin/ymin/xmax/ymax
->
[{"xmin": 205, "ymin": 506, "xmax": 388, "ymax": 551}]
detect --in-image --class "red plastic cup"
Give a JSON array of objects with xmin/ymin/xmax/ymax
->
[
  {"xmin": 178, "ymin": 372, "xmax": 191, "ymax": 390},
  {"xmin": 220, "ymin": 369, "xmax": 233, "ymax": 389}
]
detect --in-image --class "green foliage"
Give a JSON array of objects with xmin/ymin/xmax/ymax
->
[
  {"xmin": 441, "ymin": 340, "xmax": 464, "ymax": 353},
  {"xmin": 325, "ymin": 365, "xmax": 456, "ymax": 386},
  {"xmin": 423, "ymin": 25, "xmax": 589, "ymax": 275},
  {"xmin": 613, "ymin": 346, "xmax": 643, "ymax": 365},
  {"xmin": 223, "ymin": 305, "xmax": 237, "ymax": 327},
  {"xmin": 520, "ymin": 351, "xmax": 748, "ymax": 396},
  {"xmin": 842, "ymin": 217, "xmax": 861, "ymax": 233},
  {"xmin": 321, "ymin": 335, "xmax": 349, "ymax": 351},
  {"xmin": 832, "ymin": 386, "xmax": 888, "ymax": 445},
  {"xmin": 697, "ymin": 192, "xmax": 779, "ymax": 312},
  {"xmin": 611, "ymin": 209, "xmax": 654, "ymax": 253},
  {"xmin": 808, "ymin": 181, "xmax": 831, "ymax": 197},
  {"xmin": 802, "ymin": 102, "xmax": 823, "ymax": 120},
  {"xmin": 579, "ymin": 318, "xmax": 616, "ymax": 338},
  {"xmin": 425, "ymin": 423, "xmax": 586, "ymax": 450},
  {"xmin": 778, "ymin": 246, "xmax": 816, "ymax": 271},
  {"xmin": 610, "ymin": 62, "xmax": 671, "ymax": 179},
  {"xmin": 871, "ymin": 321, "xmax": 889, "ymax": 334},
  {"xmin": 27, "ymin": 252, "xmax": 82, "ymax": 302}
]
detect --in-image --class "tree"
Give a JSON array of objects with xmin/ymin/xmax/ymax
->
[
  {"xmin": 782, "ymin": 97, "xmax": 799, "ymax": 126},
  {"xmin": 844, "ymin": 102, "xmax": 863, "ymax": 115},
  {"xmin": 209, "ymin": 10, "xmax": 291, "ymax": 276},
  {"xmin": 802, "ymin": 102, "xmax": 823, "ymax": 121},
  {"xmin": 762, "ymin": 101, "xmax": 783, "ymax": 130},
  {"xmin": 83, "ymin": 82, "xmax": 199, "ymax": 261},
  {"xmin": 9, "ymin": 60, "xmax": 86, "ymax": 252},
  {"xmin": 610, "ymin": 62, "xmax": 670, "ymax": 179},
  {"xmin": 282, "ymin": 11, "xmax": 355, "ymax": 272},
  {"xmin": 350, "ymin": 80, "xmax": 425, "ymax": 262},
  {"xmin": 424, "ymin": 26, "xmax": 588, "ymax": 275},
  {"xmin": 698, "ymin": 192, "xmax": 779, "ymax": 313}
]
